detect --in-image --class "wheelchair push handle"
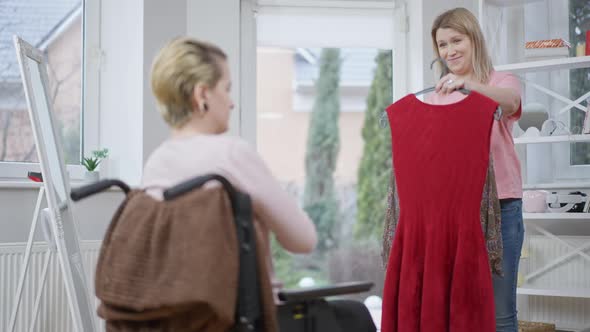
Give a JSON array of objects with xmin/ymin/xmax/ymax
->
[
  {"xmin": 70, "ymin": 179, "xmax": 131, "ymax": 201},
  {"xmin": 163, "ymin": 174, "xmax": 237, "ymax": 201}
]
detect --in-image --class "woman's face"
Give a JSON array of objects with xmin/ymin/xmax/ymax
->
[
  {"xmin": 435, "ymin": 28, "xmax": 473, "ymax": 77},
  {"xmin": 206, "ymin": 59, "xmax": 234, "ymax": 133}
]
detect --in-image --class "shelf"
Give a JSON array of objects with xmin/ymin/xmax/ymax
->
[
  {"xmin": 523, "ymin": 213, "xmax": 590, "ymax": 220},
  {"xmin": 485, "ymin": 0, "xmax": 543, "ymax": 6},
  {"xmin": 495, "ymin": 56, "xmax": 590, "ymax": 74},
  {"xmin": 523, "ymin": 182, "xmax": 590, "ymax": 190},
  {"xmin": 524, "ymin": 47, "xmax": 569, "ymax": 59},
  {"xmin": 514, "ymin": 134, "xmax": 590, "ymax": 145},
  {"xmin": 517, "ymin": 287, "xmax": 590, "ymax": 298}
]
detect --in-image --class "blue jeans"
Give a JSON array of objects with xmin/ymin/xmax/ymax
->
[{"xmin": 493, "ymin": 199, "xmax": 524, "ymax": 332}]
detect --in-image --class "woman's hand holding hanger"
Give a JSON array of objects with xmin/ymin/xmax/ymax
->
[
  {"xmin": 435, "ymin": 73, "xmax": 474, "ymax": 95},
  {"xmin": 435, "ymin": 71, "xmax": 520, "ymax": 116}
]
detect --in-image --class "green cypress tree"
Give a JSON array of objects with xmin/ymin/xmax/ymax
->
[
  {"xmin": 303, "ymin": 48, "xmax": 341, "ymax": 252},
  {"xmin": 355, "ymin": 50, "xmax": 393, "ymax": 240}
]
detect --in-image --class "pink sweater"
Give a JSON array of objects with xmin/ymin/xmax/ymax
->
[
  {"xmin": 141, "ymin": 134, "xmax": 317, "ymax": 253},
  {"xmin": 426, "ymin": 71, "xmax": 523, "ymax": 199}
]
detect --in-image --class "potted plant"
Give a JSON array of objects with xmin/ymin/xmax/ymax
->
[{"xmin": 82, "ymin": 148, "xmax": 109, "ymax": 182}]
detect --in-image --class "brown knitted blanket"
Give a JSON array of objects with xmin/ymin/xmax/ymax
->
[{"xmin": 95, "ymin": 187, "xmax": 278, "ymax": 331}]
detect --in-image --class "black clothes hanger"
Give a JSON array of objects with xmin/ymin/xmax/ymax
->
[{"xmin": 379, "ymin": 58, "xmax": 502, "ymax": 128}]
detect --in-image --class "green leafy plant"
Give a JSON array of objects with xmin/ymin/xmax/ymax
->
[{"xmin": 82, "ymin": 148, "xmax": 109, "ymax": 172}]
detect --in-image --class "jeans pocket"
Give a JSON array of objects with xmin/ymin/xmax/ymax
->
[
  {"xmin": 501, "ymin": 200, "xmax": 522, "ymax": 219},
  {"xmin": 501, "ymin": 200, "xmax": 524, "ymax": 239}
]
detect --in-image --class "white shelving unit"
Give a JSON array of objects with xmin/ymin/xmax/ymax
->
[
  {"xmin": 523, "ymin": 213, "xmax": 590, "ymax": 220},
  {"xmin": 514, "ymin": 134, "xmax": 590, "ymax": 145},
  {"xmin": 496, "ymin": 56, "xmax": 590, "ymax": 74},
  {"xmin": 479, "ymin": 1, "xmax": 590, "ymax": 330},
  {"xmin": 517, "ymin": 288, "xmax": 590, "ymax": 299},
  {"xmin": 523, "ymin": 182, "xmax": 590, "ymax": 190}
]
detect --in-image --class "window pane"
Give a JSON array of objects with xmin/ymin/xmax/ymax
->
[
  {"xmin": 258, "ymin": 46, "xmax": 392, "ymax": 301},
  {"xmin": 569, "ymin": 0, "xmax": 590, "ymax": 165},
  {"xmin": 0, "ymin": 0, "xmax": 82, "ymax": 164}
]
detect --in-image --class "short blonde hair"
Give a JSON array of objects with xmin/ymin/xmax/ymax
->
[
  {"xmin": 151, "ymin": 37, "xmax": 227, "ymax": 128},
  {"xmin": 431, "ymin": 7, "xmax": 493, "ymax": 84}
]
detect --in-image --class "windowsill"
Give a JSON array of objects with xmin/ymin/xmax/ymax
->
[
  {"xmin": 0, "ymin": 180, "xmax": 43, "ymax": 189},
  {"xmin": 0, "ymin": 163, "xmax": 100, "ymax": 190},
  {"xmin": 0, "ymin": 179, "xmax": 123, "ymax": 191}
]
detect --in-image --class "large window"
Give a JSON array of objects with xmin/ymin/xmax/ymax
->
[
  {"xmin": 255, "ymin": 2, "xmax": 394, "ymax": 303},
  {"xmin": 259, "ymin": 46, "xmax": 391, "ymax": 296},
  {"xmin": 0, "ymin": 0, "xmax": 82, "ymax": 166}
]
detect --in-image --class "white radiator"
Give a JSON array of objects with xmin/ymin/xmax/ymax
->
[
  {"xmin": 4, "ymin": 236, "xmax": 587, "ymax": 331},
  {"xmin": 518, "ymin": 235, "xmax": 590, "ymax": 331},
  {"xmin": 0, "ymin": 241, "xmax": 103, "ymax": 332}
]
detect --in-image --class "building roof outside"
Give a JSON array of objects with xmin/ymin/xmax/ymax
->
[
  {"xmin": 0, "ymin": 0, "xmax": 80, "ymax": 110},
  {"xmin": 0, "ymin": 0, "xmax": 81, "ymax": 83}
]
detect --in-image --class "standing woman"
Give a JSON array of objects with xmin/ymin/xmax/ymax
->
[{"xmin": 428, "ymin": 8, "xmax": 524, "ymax": 332}]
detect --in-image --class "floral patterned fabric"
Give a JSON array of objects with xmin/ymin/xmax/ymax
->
[{"xmin": 381, "ymin": 154, "xmax": 503, "ymax": 276}]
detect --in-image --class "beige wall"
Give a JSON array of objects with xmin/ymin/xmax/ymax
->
[{"xmin": 256, "ymin": 47, "xmax": 365, "ymax": 186}]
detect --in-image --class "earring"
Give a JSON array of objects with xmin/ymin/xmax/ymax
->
[{"xmin": 203, "ymin": 103, "xmax": 208, "ymax": 112}]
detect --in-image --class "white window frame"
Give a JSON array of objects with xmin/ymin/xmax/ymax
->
[
  {"xmin": 255, "ymin": 1, "xmax": 396, "ymax": 49},
  {"xmin": 0, "ymin": 0, "xmax": 100, "ymax": 182}
]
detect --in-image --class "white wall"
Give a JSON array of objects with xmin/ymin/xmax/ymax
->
[
  {"xmin": 407, "ymin": 0, "xmax": 424, "ymax": 95},
  {"xmin": 143, "ymin": 1, "xmax": 188, "ymax": 167},
  {"xmin": 0, "ymin": 184, "xmax": 124, "ymax": 242},
  {"xmin": 100, "ymin": 0, "xmax": 188, "ymax": 185},
  {"xmin": 187, "ymin": 0, "xmax": 243, "ymax": 138},
  {"xmin": 99, "ymin": 0, "xmax": 145, "ymax": 185}
]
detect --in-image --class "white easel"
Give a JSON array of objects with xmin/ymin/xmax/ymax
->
[{"xmin": 9, "ymin": 36, "xmax": 97, "ymax": 332}]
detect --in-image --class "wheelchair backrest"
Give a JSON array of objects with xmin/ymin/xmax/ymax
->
[{"xmin": 83, "ymin": 174, "xmax": 277, "ymax": 331}]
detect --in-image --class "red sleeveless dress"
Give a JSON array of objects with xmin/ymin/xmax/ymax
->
[{"xmin": 381, "ymin": 92, "xmax": 497, "ymax": 332}]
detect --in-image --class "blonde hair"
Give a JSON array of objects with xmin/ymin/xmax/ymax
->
[
  {"xmin": 431, "ymin": 7, "xmax": 493, "ymax": 83},
  {"xmin": 151, "ymin": 37, "xmax": 227, "ymax": 128}
]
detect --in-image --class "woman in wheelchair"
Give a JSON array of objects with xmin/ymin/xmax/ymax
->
[
  {"xmin": 144, "ymin": 37, "xmax": 317, "ymax": 255},
  {"xmin": 79, "ymin": 37, "xmax": 375, "ymax": 331}
]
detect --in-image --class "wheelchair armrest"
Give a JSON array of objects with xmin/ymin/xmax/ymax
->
[
  {"xmin": 277, "ymin": 281, "xmax": 374, "ymax": 302},
  {"xmin": 70, "ymin": 179, "xmax": 130, "ymax": 201}
]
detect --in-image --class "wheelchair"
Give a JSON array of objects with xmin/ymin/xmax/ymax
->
[{"xmin": 71, "ymin": 174, "xmax": 376, "ymax": 332}]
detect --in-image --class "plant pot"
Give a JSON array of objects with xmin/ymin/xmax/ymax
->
[{"xmin": 84, "ymin": 171, "xmax": 99, "ymax": 182}]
